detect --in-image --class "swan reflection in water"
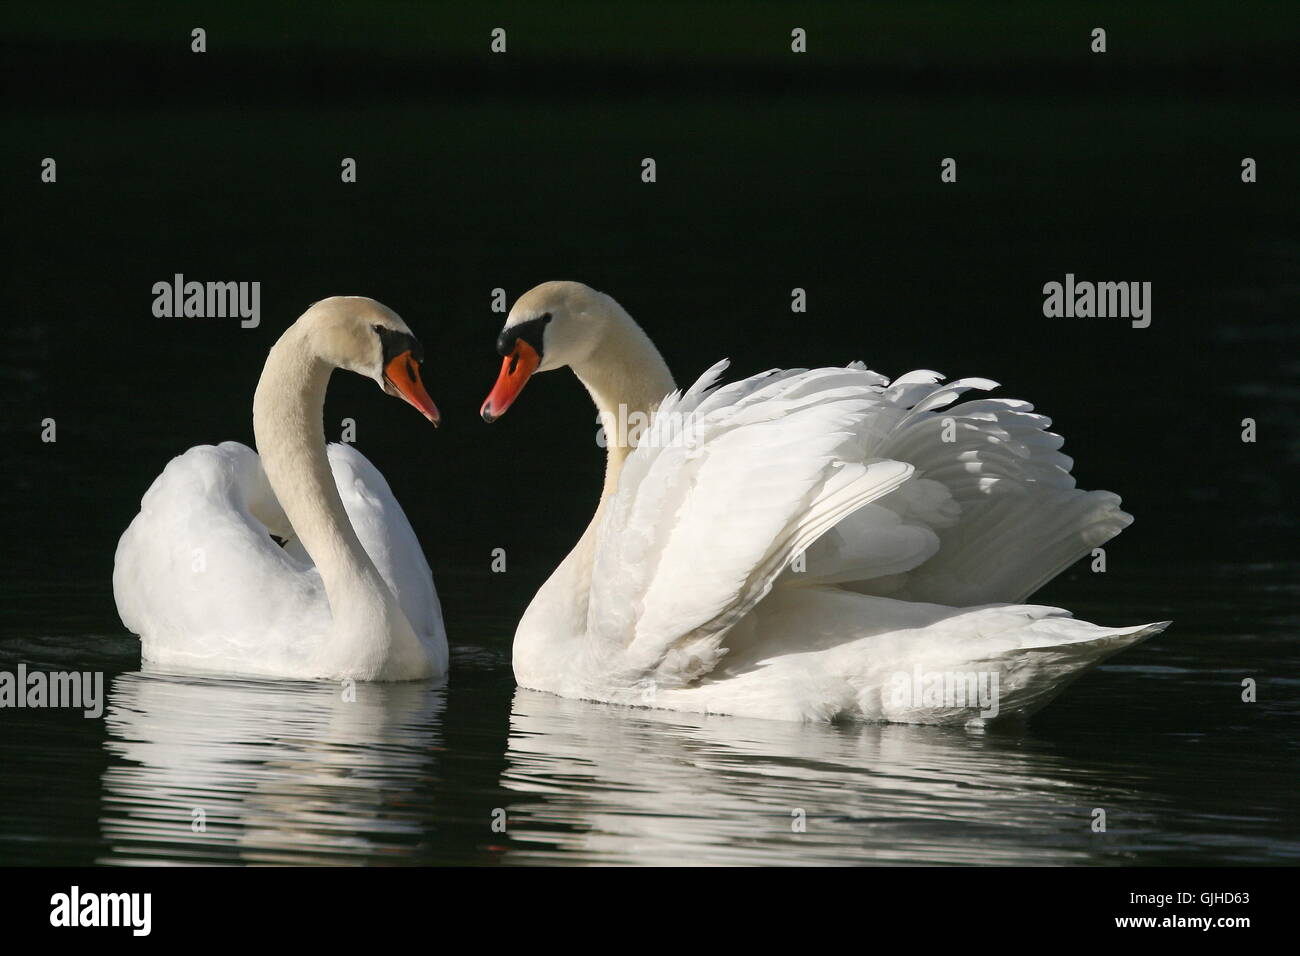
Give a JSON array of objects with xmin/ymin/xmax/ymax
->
[
  {"xmin": 97, "ymin": 669, "xmax": 1158, "ymax": 865},
  {"xmin": 499, "ymin": 688, "xmax": 1152, "ymax": 866},
  {"xmin": 99, "ymin": 670, "xmax": 446, "ymax": 865}
]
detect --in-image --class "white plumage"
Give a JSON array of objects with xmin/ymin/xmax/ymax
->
[
  {"xmin": 490, "ymin": 282, "xmax": 1167, "ymax": 724},
  {"xmin": 114, "ymin": 297, "xmax": 447, "ymax": 682},
  {"xmin": 114, "ymin": 441, "xmax": 445, "ymax": 679}
]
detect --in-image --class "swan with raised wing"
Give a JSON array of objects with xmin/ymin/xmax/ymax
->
[
  {"xmin": 480, "ymin": 281, "xmax": 1167, "ymax": 724},
  {"xmin": 114, "ymin": 296, "xmax": 448, "ymax": 681}
]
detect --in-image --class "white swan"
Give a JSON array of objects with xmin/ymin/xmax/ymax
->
[
  {"xmin": 480, "ymin": 281, "xmax": 1169, "ymax": 724},
  {"xmin": 114, "ymin": 296, "xmax": 448, "ymax": 681}
]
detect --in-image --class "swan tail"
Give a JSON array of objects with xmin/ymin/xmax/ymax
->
[{"xmin": 656, "ymin": 587, "xmax": 1169, "ymax": 724}]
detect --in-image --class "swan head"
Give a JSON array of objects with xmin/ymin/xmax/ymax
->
[
  {"xmin": 302, "ymin": 296, "xmax": 440, "ymax": 425},
  {"xmin": 481, "ymin": 281, "xmax": 610, "ymax": 422}
]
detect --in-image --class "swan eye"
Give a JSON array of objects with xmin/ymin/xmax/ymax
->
[{"xmin": 542, "ymin": 313, "xmax": 552, "ymax": 324}]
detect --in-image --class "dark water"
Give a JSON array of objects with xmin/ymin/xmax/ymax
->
[
  {"xmin": 1, "ymin": 561, "xmax": 1297, "ymax": 866},
  {"xmin": 2, "ymin": 5, "xmax": 1299, "ymax": 865}
]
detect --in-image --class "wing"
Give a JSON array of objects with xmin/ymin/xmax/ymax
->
[
  {"xmin": 789, "ymin": 369, "xmax": 1132, "ymax": 605},
  {"xmin": 112, "ymin": 442, "xmax": 331, "ymax": 672},
  {"xmin": 325, "ymin": 443, "xmax": 445, "ymax": 646},
  {"xmin": 586, "ymin": 361, "xmax": 913, "ymax": 687}
]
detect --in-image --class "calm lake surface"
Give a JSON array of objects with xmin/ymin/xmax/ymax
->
[{"xmin": 1, "ymin": 561, "xmax": 1296, "ymax": 866}]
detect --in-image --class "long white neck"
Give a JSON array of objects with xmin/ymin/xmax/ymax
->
[
  {"xmin": 252, "ymin": 321, "xmax": 414, "ymax": 677},
  {"xmin": 572, "ymin": 300, "xmax": 676, "ymax": 505},
  {"xmin": 520, "ymin": 301, "xmax": 675, "ymax": 663}
]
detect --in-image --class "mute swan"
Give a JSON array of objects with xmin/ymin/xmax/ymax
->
[
  {"xmin": 114, "ymin": 296, "xmax": 448, "ymax": 681},
  {"xmin": 481, "ymin": 281, "xmax": 1169, "ymax": 725}
]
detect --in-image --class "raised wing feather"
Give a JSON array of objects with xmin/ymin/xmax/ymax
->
[
  {"xmin": 586, "ymin": 362, "xmax": 912, "ymax": 687},
  {"xmin": 792, "ymin": 371, "xmax": 1132, "ymax": 605},
  {"xmin": 584, "ymin": 359, "xmax": 1135, "ymax": 690}
]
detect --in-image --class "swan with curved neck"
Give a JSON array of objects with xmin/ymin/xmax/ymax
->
[
  {"xmin": 481, "ymin": 282, "xmax": 675, "ymax": 673},
  {"xmin": 115, "ymin": 296, "xmax": 448, "ymax": 682},
  {"xmin": 481, "ymin": 280, "xmax": 1168, "ymax": 724}
]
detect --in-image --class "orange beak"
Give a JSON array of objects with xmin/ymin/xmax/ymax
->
[
  {"xmin": 481, "ymin": 340, "xmax": 540, "ymax": 422},
  {"xmin": 384, "ymin": 350, "xmax": 440, "ymax": 425}
]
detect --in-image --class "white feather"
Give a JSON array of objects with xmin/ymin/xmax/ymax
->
[
  {"xmin": 114, "ymin": 442, "xmax": 447, "ymax": 679},
  {"xmin": 504, "ymin": 282, "xmax": 1167, "ymax": 724}
]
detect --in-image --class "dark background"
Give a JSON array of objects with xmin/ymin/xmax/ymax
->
[{"xmin": 2, "ymin": 1, "xmax": 1297, "ymax": 638}]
